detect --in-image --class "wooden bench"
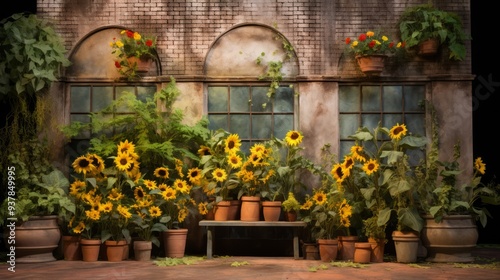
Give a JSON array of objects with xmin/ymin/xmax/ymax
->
[{"xmin": 198, "ymin": 220, "xmax": 307, "ymax": 259}]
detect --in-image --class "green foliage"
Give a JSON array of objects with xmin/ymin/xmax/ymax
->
[
  {"xmin": 0, "ymin": 13, "xmax": 71, "ymax": 99},
  {"xmin": 282, "ymin": 192, "xmax": 301, "ymax": 212},
  {"xmin": 61, "ymin": 77, "xmax": 210, "ymax": 176},
  {"xmin": 398, "ymin": 4, "xmax": 469, "ymax": 61}
]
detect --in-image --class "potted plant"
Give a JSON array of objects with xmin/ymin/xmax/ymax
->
[
  {"xmin": 344, "ymin": 30, "xmax": 405, "ymax": 75},
  {"xmin": 398, "ymin": 4, "xmax": 469, "ymax": 60},
  {"xmin": 282, "ymin": 192, "xmax": 301, "ymax": 221},
  {"xmin": 110, "ymin": 29, "xmax": 157, "ymax": 79}
]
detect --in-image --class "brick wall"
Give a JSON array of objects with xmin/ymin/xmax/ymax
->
[{"xmin": 36, "ymin": 0, "xmax": 471, "ymax": 77}]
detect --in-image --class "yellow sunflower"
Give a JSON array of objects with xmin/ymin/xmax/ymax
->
[
  {"xmin": 331, "ymin": 163, "xmax": 347, "ymax": 183},
  {"xmin": 225, "ymin": 134, "xmax": 242, "ymax": 153},
  {"xmin": 474, "ymin": 157, "xmax": 486, "ymax": 175},
  {"xmin": 285, "ymin": 130, "xmax": 304, "ymax": 146},
  {"xmin": 72, "ymin": 155, "xmax": 95, "ymax": 175},
  {"xmin": 250, "ymin": 143, "xmax": 266, "ymax": 155},
  {"xmin": 154, "ymin": 167, "xmax": 170, "ymax": 179},
  {"xmin": 187, "ymin": 167, "xmax": 202, "ymax": 185},
  {"xmin": 117, "ymin": 139, "xmax": 135, "ymax": 154},
  {"xmin": 69, "ymin": 180, "xmax": 86, "ymax": 197},
  {"xmin": 342, "ymin": 155, "xmax": 354, "ymax": 177},
  {"xmin": 149, "ymin": 206, "xmax": 162, "ymax": 217},
  {"xmin": 198, "ymin": 145, "xmax": 211, "ymax": 156},
  {"xmin": 117, "ymin": 205, "xmax": 132, "ymax": 219},
  {"xmin": 227, "ymin": 152, "xmax": 243, "ymax": 169},
  {"xmin": 134, "ymin": 186, "xmax": 146, "ymax": 200},
  {"xmin": 107, "ymin": 188, "xmax": 124, "ymax": 201},
  {"xmin": 173, "ymin": 179, "xmax": 190, "ymax": 194},
  {"xmin": 338, "ymin": 199, "xmax": 352, "ymax": 228},
  {"xmin": 85, "ymin": 209, "xmax": 101, "ymax": 221},
  {"xmin": 114, "ymin": 152, "xmax": 133, "ymax": 171},
  {"xmin": 158, "ymin": 183, "xmax": 168, "ymax": 192},
  {"xmin": 313, "ymin": 191, "xmax": 327, "ymax": 205},
  {"xmin": 143, "ymin": 179, "xmax": 157, "ymax": 190},
  {"xmin": 362, "ymin": 159, "xmax": 379, "ymax": 175},
  {"xmin": 212, "ymin": 168, "xmax": 227, "ymax": 182},
  {"xmin": 175, "ymin": 158, "xmax": 184, "ymax": 178},
  {"xmin": 73, "ymin": 221, "xmax": 85, "ymax": 234},
  {"xmin": 301, "ymin": 199, "xmax": 314, "ymax": 210},
  {"xmin": 389, "ymin": 123, "xmax": 407, "ymax": 141},
  {"xmin": 198, "ymin": 202, "xmax": 209, "ymax": 215},
  {"xmin": 161, "ymin": 187, "xmax": 177, "ymax": 201},
  {"xmin": 87, "ymin": 153, "xmax": 105, "ymax": 173},
  {"xmin": 178, "ymin": 207, "xmax": 188, "ymax": 223},
  {"xmin": 100, "ymin": 201, "xmax": 113, "ymax": 213},
  {"xmin": 350, "ymin": 145, "xmax": 367, "ymax": 162}
]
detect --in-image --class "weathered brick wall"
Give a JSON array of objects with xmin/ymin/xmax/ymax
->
[{"xmin": 36, "ymin": 0, "xmax": 471, "ymax": 77}]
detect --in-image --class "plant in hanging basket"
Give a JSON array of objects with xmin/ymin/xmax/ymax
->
[{"xmin": 110, "ymin": 29, "xmax": 157, "ymax": 79}]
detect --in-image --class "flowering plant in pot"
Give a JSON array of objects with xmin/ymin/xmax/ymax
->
[
  {"xmin": 110, "ymin": 29, "xmax": 157, "ymax": 79},
  {"xmin": 237, "ymin": 141, "xmax": 276, "ymax": 199}
]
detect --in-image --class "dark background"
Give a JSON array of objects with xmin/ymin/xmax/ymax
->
[{"xmin": 1, "ymin": 1, "xmax": 499, "ymax": 244}]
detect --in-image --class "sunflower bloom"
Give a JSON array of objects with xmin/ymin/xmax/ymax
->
[
  {"xmin": 117, "ymin": 205, "xmax": 132, "ymax": 219},
  {"xmin": 212, "ymin": 168, "xmax": 227, "ymax": 182},
  {"xmin": 198, "ymin": 202, "xmax": 209, "ymax": 215},
  {"xmin": 331, "ymin": 163, "xmax": 347, "ymax": 183},
  {"xmin": 117, "ymin": 140, "xmax": 135, "ymax": 154},
  {"xmin": 73, "ymin": 221, "xmax": 85, "ymax": 234},
  {"xmin": 149, "ymin": 206, "xmax": 162, "ymax": 217},
  {"xmin": 114, "ymin": 152, "xmax": 133, "ymax": 171},
  {"xmin": 301, "ymin": 199, "xmax": 314, "ymax": 210},
  {"xmin": 154, "ymin": 167, "xmax": 169, "ymax": 179},
  {"xmin": 187, "ymin": 167, "xmax": 202, "ymax": 185},
  {"xmin": 174, "ymin": 179, "xmax": 191, "ymax": 194},
  {"xmin": 227, "ymin": 153, "xmax": 243, "ymax": 169},
  {"xmin": 225, "ymin": 134, "xmax": 242, "ymax": 153},
  {"xmin": 178, "ymin": 208, "xmax": 188, "ymax": 223},
  {"xmin": 198, "ymin": 145, "xmax": 211, "ymax": 156},
  {"xmin": 100, "ymin": 201, "xmax": 113, "ymax": 213},
  {"xmin": 134, "ymin": 186, "xmax": 146, "ymax": 200},
  {"xmin": 362, "ymin": 159, "xmax": 379, "ymax": 175},
  {"xmin": 108, "ymin": 188, "xmax": 124, "ymax": 201},
  {"xmin": 313, "ymin": 191, "xmax": 327, "ymax": 205},
  {"xmin": 474, "ymin": 157, "xmax": 486, "ymax": 175},
  {"xmin": 143, "ymin": 179, "xmax": 157, "ymax": 190},
  {"xmin": 72, "ymin": 155, "xmax": 96, "ymax": 175},
  {"xmin": 350, "ymin": 145, "xmax": 367, "ymax": 162},
  {"xmin": 285, "ymin": 130, "xmax": 304, "ymax": 146},
  {"xmin": 389, "ymin": 123, "xmax": 407, "ymax": 140},
  {"xmin": 175, "ymin": 158, "xmax": 184, "ymax": 178},
  {"xmin": 161, "ymin": 187, "xmax": 177, "ymax": 201},
  {"xmin": 87, "ymin": 153, "xmax": 105, "ymax": 173}
]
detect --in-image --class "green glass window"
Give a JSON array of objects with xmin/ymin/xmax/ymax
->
[
  {"xmin": 207, "ymin": 85, "xmax": 295, "ymax": 152},
  {"xmin": 339, "ymin": 84, "xmax": 426, "ymax": 158}
]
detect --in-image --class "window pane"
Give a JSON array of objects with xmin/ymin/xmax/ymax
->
[
  {"xmin": 340, "ymin": 140, "xmax": 355, "ymax": 159},
  {"xmin": 383, "ymin": 114, "xmax": 403, "ymax": 128},
  {"xmin": 208, "ymin": 87, "xmax": 228, "ymax": 112},
  {"xmin": 339, "ymin": 86, "xmax": 360, "ymax": 112},
  {"xmin": 406, "ymin": 114, "xmax": 425, "ymax": 136},
  {"xmin": 252, "ymin": 115, "xmax": 272, "ymax": 139},
  {"xmin": 230, "ymin": 115, "xmax": 250, "ymax": 138},
  {"xmin": 274, "ymin": 87, "xmax": 294, "ymax": 112},
  {"xmin": 92, "ymin": 86, "xmax": 113, "ymax": 112},
  {"xmin": 405, "ymin": 86, "xmax": 425, "ymax": 111},
  {"xmin": 230, "ymin": 86, "xmax": 250, "ymax": 112},
  {"xmin": 70, "ymin": 114, "xmax": 91, "ymax": 139},
  {"xmin": 251, "ymin": 87, "xmax": 272, "ymax": 112},
  {"xmin": 116, "ymin": 89, "xmax": 135, "ymax": 113},
  {"xmin": 361, "ymin": 114, "xmax": 381, "ymax": 129},
  {"xmin": 71, "ymin": 87, "xmax": 90, "ymax": 112},
  {"xmin": 137, "ymin": 86, "xmax": 156, "ymax": 102},
  {"xmin": 339, "ymin": 114, "xmax": 359, "ymax": 138},
  {"xmin": 383, "ymin": 86, "xmax": 402, "ymax": 112},
  {"xmin": 274, "ymin": 115, "xmax": 293, "ymax": 138},
  {"xmin": 208, "ymin": 115, "xmax": 227, "ymax": 131},
  {"xmin": 361, "ymin": 86, "xmax": 380, "ymax": 111}
]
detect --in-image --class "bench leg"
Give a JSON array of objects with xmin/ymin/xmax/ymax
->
[
  {"xmin": 206, "ymin": 226, "xmax": 214, "ymax": 259},
  {"xmin": 293, "ymin": 228, "xmax": 299, "ymax": 259}
]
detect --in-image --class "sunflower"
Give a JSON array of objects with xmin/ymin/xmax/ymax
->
[
  {"xmin": 474, "ymin": 157, "xmax": 486, "ymax": 175},
  {"xmin": 134, "ymin": 186, "xmax": 146, "ymax": 200},
  {"xmin": 149, "ymin": 206, "xmax": 162, "ymax": 217},
  {"xmin": 350, "ymin": 145, "xmax": 367, "ymax": 162},
  {"xmin": 72, "ymin": 155, "xmax": 95, "ymax": 175},
  {"xmin": 338, "ymin": 199, "xmax": 353, "ymax": 228},
  {"xmin": 143, "ymin": 179, "xmax": 157, "ymax": 190},
  {"xmin": 154, "ymin": 167, "xmax": 170, "ymax": 179},
  {"xmin": 107, "ymin": 188, "xmax": 124, "ymax": 201},
  {"xmin": 250, "ymin": 143, "xmax": 266, "ymax": 155},
  {"xmin": 117, "ymin": 139, "xmax": 135, "ymax": 154},
  {"xmin": 73, "ymin": 221, "xmax": 85, "ymax": 234},
  {"xmin": 301, "ymin": 199, "xmax": 314, "ymax": 210},
  {"xmin": 126, "ymin": 159, "xmax": 140, "ymax": 174},
  {"xmin": 87, "ymin": 153, "xmax": 105, "ymax": 173},
  {"xmin": 69, "ymin": 180, "xmax": 86, "ymax": 197},
  {"xmin": 362, "ymin": 159, "xmax": 379, "ymax": 175},
  {"xmin": 175, "ymin": 158, "xmax": 184, "ymax": 178},
  {"xmin": 161, "ymin": 187, "xmax": 177, "ymax": 201},
  {"xmin": 117, "ymin": 205, "xmax": 132, "ymax": 219},
  {"xmin": 227, "ymin": 153, "xmax": 243, "ymax": 169},
  {"xmin": 173, "ymin": 179, "xmax": 191, "ymax": 194},
  {"xmin": 313, "ymin": 191, "xmax": 327, "ymax": 205},
  {"xmin": 225, "ymin": 134, "xmax": 242, "ymax": 153},
  {"xmin": 285, "ymin": 130, "xmax": 304, "ymax": 146},
  {"xmin": 100, "ymin": 201, "xmax": 113, "ymax": 213},
  {"xmin": 85, "ymin": 209, "xmax": 101, "ymax": 221},
  {"xmin": 342, "ymin": 155, "xmax": 355, "ymax": 177},
  {"xmin": 158, "ymin": 183, "xmax": 168, "ymax": 192},
  {"xmin": 389, "ymin": 123, "xmax": 407, "ymax": 141},
  {"xmin": 178, "ymin": 207, "xmax": 188, "ymax": 223},
  {"xmin": 187, "ymin": 167, "xmax": 202, "ymax": 185},
  {"xmin": 198, "ymin": 145, "xmax": 211, "ymax": 156},
  {"xmin": 331, "ymin": 163, "xmax": 347, "ymax": 184},
  {"xmin": 114, "ymin": 152, "xmax": 133, "ymax": 171},
  {"xmin": 198, "ymin": 202, "xmax": 209, "ymax": 215},
  {"xmin": 212, "ymin": 168, "xmax": 227, "ymax": 182}
]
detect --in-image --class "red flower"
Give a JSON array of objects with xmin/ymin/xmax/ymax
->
[
  {"xmin": 389, "ymin": 42, "xmax": 394, "ymax": 48},
  {"xmin": 358, "ymin": 33, "xmax": 367, "ymax": 42},
  {"xmin": 114, "ymin": 61, "xmax": 121, "ymax": 68},
  {"xmin": 126, "ymin": 30, "xmax": 134, "ymax": 38},
  {"xmin": 345, "ymin": 37, "xmax": 351, "ymax": 45},
  {"xmin": 368, "ymin": 40, "xmax": 376, "ymax": 48},
  {"xmin": 401, "ymin": 41, "xmax": 406, "ymax": 48},
  {"xmin": 146, "ymin": 39, "xmax": 153, "ymax": 47}
]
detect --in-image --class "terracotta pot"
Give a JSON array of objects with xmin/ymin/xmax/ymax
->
[
  {"xmin": 354, "ymin": 242, "xmax": 372, "ymax": 263},
  {"xmin": 240, "ymin": 196, "xmax": 261, "ymax": 221},
  {"xmin": 338, "ymin": 235, "xmax": 359, "ymax": 261},
  {"xmin": 163, "ymin": 228, "xmax": 188, "ymax": 258},
  {"xmin": 421, "ymin": 214, "xmax": 478, "ymax": 263},
  {"xmin": 302, "ymin": 242, "xmax": 320, "ymax": 260},
  {"xmin": 368, "ymin": 237, "xmax": 385, "ymax": 263},
  {"xmin": 62, "ymin": 235, "xmax": 82, "ymax": 261},
  {"xmin": 214, "ymin": 200, "xmax": 231, "ymax": 221},
  {"xmin": 134, "ymin": 240, "xmax": 153, "ymax": 261},
  {"xmin": 262, "ymin": 201, "xmax": 281, "ymax": 221},
  {"xmin": 105, "ymin": 240, "xmax": 127, "ymax": 262},
  {"xmin": 418, "ymin": 38, "xmax": 439, "ymax": 56},
  {"xmin": 228, "ymin": 200, "xmax": 241, "ymax": 220},
  {"xmin": 126, "ymin": 56, "xmax": 154, "ymax": 73},
  {"xmin": 284, "ymin": 210, "xmax": 298, "ymax": 222},
  {"xmin": 392, "ymin": 231, "xmax": 420, "ymax": 263},
  {"xmin": 355, "ymin": 55, "xmax": 386, "ymax": 75},
  {"xmin": 11, "ymin": 215, "xmax": 61, "ymax": 263},
  {"xmin": 317, "ymin": 239, "xmax": 339, "ymax": 262},
  {"xmin": 80, "ymin": 239, "xmax": 101, "ymax": 262}
]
